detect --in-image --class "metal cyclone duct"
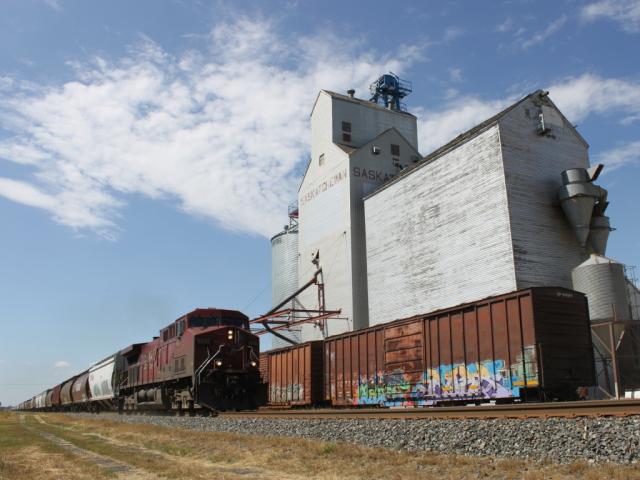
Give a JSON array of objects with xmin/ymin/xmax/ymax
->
[
  {"xmin": 557, "ymin": 166, "xmax": 608, "ymax": 250},
  {"xmin": 588, "ymin": 215, "xmax": 612, "ymax": 256}
]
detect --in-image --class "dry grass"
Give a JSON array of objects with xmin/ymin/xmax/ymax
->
[
  {"xmin": 4, "ymin": 411, "xmax": 640, "ymax": 479},
  {"xmin": 0, "ymin": 412, "xmax": 111, "ymax": 480}
]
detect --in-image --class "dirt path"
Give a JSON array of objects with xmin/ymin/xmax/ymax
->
[
  {"xmin": 27, "ymin": 414, "xmax": 298, "ymax": 479},
  {"xmin": 22, "ymin": 415, "xmax": 158, "ymax": 480}
]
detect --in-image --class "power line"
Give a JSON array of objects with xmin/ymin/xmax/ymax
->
[{"xmin": 241, "ymin": 282, "xmax": 270, "ymax": 312}]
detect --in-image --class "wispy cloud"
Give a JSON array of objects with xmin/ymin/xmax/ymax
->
[
  {"xmin": 521, "ymin": 15, "xmax": 567, "ymax": 49},
  {"xmin": 595, "ymin": 141, "xmax": 640, "ymax": 170},
  {"xmin": 547, "ymin": 73, "xmax": 640, "ymax": 123},
  {"xmin": 581, "ymin": 0, "xmax": 640, "ymax": 33},
  {"xmin": 417, "ymin": 73, "xmax": 640, "ymax": 154},
  {"xmin": 43, "ymin": 0, "xmax": 62, "ymax": 11},
  {"xmin": 0, "ymin": 16, "xmax": 423, "ymax": 239},
  {"xmin": 443, "ymin": 27, "xmax": 464, "ymax": 43},
  {"xmin": 448, "ymin": 68, "xmax": 462, "ymax": 82},
  {"xmin": 496, "ymin": 17, "xmax": 515, "ymax": 33},
  {"xmin": 54, "ymin": 360, "xmax": 70, "ymax": 368}
]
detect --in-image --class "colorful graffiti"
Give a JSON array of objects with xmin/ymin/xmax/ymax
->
[{"xmin": 350, "ymin": 348, "xmax": 538, "ymax": 407}]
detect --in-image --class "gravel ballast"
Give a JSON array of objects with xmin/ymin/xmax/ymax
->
[{"xmin": 74, "ymin": 413, "xmax": 640, "ymax": 464}]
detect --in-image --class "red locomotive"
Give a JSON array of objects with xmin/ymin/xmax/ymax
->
[
  {"xmin": 20, "ymin": 307, "xmax": 261, "ymax": 414},
  {"xmin": 118, "ymin": 308, "xmax": 261, "ymax": 413}
]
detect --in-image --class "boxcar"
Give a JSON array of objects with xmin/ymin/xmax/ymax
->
[
  {"xmin": 266, "ymin": 341, "xmax": 324, "ymax": 406},
  {"xmin": 324, "ymin": 326, "xmax": 385, "ymax": 406},
  {"xmin": 324, "ymin": 287, "xmax": 594, "ymax": 406}
]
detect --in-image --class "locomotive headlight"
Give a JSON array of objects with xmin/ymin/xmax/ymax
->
[
  {"xmin": 215, "ymin": 360, "xmax": 223, "ymax": 367},
  {"xmin": 250, "ymin": 361, "xmax": 257, "ymax": 367},
  {"xmin": 227, "ymin": 329, "xmax": 234, "ymax": 340}
]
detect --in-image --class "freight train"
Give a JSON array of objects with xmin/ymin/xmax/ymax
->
[
  {"xmin": 18, "ymin": 287, "xmax": 596, "ymax": 413},
  {"xmin": 18, "ymin": 308, "xmax": 261, "ymax": 414},
  {"xmin": 261, "ymin": 287, "xmax": 596, "ymax": 407}
]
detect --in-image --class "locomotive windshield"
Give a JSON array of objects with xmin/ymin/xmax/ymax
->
[{"xmin": 189, "ymin": 316, "xmax": 249, "ymax": 330}]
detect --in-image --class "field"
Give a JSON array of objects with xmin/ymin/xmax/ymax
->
[{"xmin": 1, "ymin": 412, "xmax": 640, "ymax": 479}]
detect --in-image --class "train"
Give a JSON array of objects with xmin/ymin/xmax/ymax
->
[
  {"xmin": 262, "ymin": 287, "xmax": 596, "ymax": 407},
  {"xmin": 18, "ymin": 286, "xmax": 596, "ymax": 413},
  {"xmin": 17, "ymin": 308, "xmax": 261, "ymax": 414}
]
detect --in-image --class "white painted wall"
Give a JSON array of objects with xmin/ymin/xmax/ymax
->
[
  {"xmin": 298, "ymin": 92, "xmax": 419, "ymax": 339},
  {"xmin": 365, "ymin": 125, "xmax": 517, "ymax": 325},
  {"xmin": 499, "ymin": 97, "xmax": 589, "ymax": 289}
]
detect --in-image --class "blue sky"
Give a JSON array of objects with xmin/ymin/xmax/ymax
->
[{"xmin": 1, "ymin": 0, "xmax": 639, "ymax": 406}]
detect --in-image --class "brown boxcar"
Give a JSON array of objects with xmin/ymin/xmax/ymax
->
[
  {"xmin": 324, "ymin": 287, "xmax": 594, "ymax": 406},
  {"xmin": 323, "ymin": 326, "xmax": 385, "ymax": 406},
  {"xmin": 266, "ymin": 341, "xmax": 324, "ymax": 406},
  {"xmin": 259, "ymin": 352, "xmax": 269, "ymax": 384}
]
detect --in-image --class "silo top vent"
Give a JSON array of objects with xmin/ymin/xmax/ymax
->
[{"xmin": 369, "ymin": 72, "xmax": 412, "ymax": 112}]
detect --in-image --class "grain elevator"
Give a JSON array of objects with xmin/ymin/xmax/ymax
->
[
  {"xmin": 294, "ymin": 76, "xmax": 420, "ymax": 340},
  {"xmin": 268, "ymin": 74, "xmax": 639, "ymax": 386}
]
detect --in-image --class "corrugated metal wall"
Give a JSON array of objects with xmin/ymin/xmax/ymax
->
[
  {"xmin": 572, "ymin": 256, "xmax": 631, "ymax": 321},
  {"xmin": 271, "ymin": 227, "xmax": 301, "ymax": 348}
]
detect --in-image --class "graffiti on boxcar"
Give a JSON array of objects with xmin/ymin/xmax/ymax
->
[
  {"xmin": 354, "ymin": 371, "xmax": 386, "ymax": 405},
  {"xmin": 269, "ymin": 383, "xmax": 305, "ymax": 403},
  {"xmin": 351, "ymin": 349, "xmax": 538, "ymax": 406}
]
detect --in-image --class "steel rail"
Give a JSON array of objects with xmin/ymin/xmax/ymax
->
[{"xmin": 218, "ymin": 399, "xmax": 640, "ymax": 420}]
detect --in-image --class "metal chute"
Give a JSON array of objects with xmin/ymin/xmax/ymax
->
[{"xmin": 557, "ymin": 164, "xmax": 612, "ymax": 255}]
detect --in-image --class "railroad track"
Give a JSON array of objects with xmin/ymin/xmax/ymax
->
[{"xmin": 218, "ymin": 399, "xmax": 640, "ymax": 420}]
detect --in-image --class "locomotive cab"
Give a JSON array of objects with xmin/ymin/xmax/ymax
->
[
  {"xmin": 118, "ymin": 308, "xmax": 261, "ymax": 414},
  {"xmin": 188, "ymin": 310, "xmax": 260, "ymax": 411}
]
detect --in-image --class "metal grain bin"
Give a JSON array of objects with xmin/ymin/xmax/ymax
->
[
  {"xmin": 572, "ymin": 254, "xmax": 631, "ymax": 321},
  {"xmin": 323, "ymin": 327, "xmax": 385, "ymax": 406},
  {"xmin": 270, "ymin": 226, "xmax": 300, "ymax": 348},
  {"xmin": 266, "ymin": 341, "xmax": 323, "ymax": 406}
]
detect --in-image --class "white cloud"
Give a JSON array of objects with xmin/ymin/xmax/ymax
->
[
  {"xmin": 0, "ymin": 17, "xmax": 422, "ymax": 239},
  {"xmin": 496, "ymin": 17, "xmax": 515, "ymax": 33},
  {"xmin": 595, "ymin": 141, "xmax": 640, "ymax": 170},
  {"xmin": 417, "ymin": 97, "xmax": 511, "ymax": 154},
  {"xmin": 448, "ymin": 68, "xmax": 462, "ymax": 83},
  {"xmin": 54, "ymin": 360, "xmax": 70, "ymax": 368},
  {"xmin": 547, "ymin": 74, "xmax": 640, "ymax": 123},
  {"xmin": 581, "ymin": 0, "xmax": 640, "ymax": 33},
  {"xmin": 521, "ymin": 15, "xmax": 567, "ymax": 49},
  {"xmin": 43, "ymin": 0, "xmax": 62, "ymax": 11},
  {"xmin": 443, "ymin": 27, "xmax": 464, "ymax": 43},
  {"xmin": 418, "ymin": 73, "xmax": 640, "ymax": 155}
]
